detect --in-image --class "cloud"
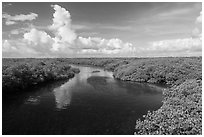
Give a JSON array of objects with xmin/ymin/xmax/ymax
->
[
  {"xmin": 2, "ymin": 39, "xmax": 39, "ymax": 58},
  {"xmin": 9, "ymin": 24, "xmax": 50, "ymax": 37},
  {"xmin": 23, "ymin": 28, "xmax": 54, "ymax": 52},
  {"xmin": 192, "ymin": 27, "xmax": 200, "ymax": 38},
  {"xmin": 47, "ymin": 5, "xmax": 133, "ymax": 55},
  {"xmin": 196, "ymin": 11, "xmax": 202, "ymax": 24},
  {"xmin": 192, "ymin": 10, "xmax": 202, "ymax": 38},
  {"xmin": 148, "ymin": 38, "xmax": 201, "ymax": 53},
  {"xmin": 3, "ymin": 12, "xmax": 38, "ymax": 25},
  {"xmin": 2, "ymin": 5, "xmax": 139, "ymax": 57},
  {"xmin": 72, "ymin": 24, "xmax": 92, "ymax": 30},
  {"xmin": 3, "ymin": 5, "xmax": 78, "ymax": 57},
  {"xmin": 24, "ymin": 28, "xmax": 53, "ymax": 45},
  {"xmin": 49, "ymin": 4, "xmax": 77, "ymax": 44},
  {"xmin": 10, "ymin": 27, "xmax": 30, "ymax": 35},
  {"xmin": 5, "ymin": 20, "xmax": 16, "ymax": 25},
  {"xmin": 73, "ymin": 23, "xmax": 132, "ymax": 31},
  {"xmin": 76, "ymin": 37, "xmax": 136, "ymax": 55},
  {"xmin": 2, "ymin": 40, "xmax": 17, "ymax": 52},
  {"xmin": 8, "ymin": 13, "xmax": 38, "ymax": 21},
  {"xmin": 2, "ymin": 4, "xmax": 201, "ymax": 58},
  {"xmin": 158, "ymin": 8, "xmax": 192, "ymax": 17},
  {"xmin": 102, "ymin": 25, "xmax": 132, "ymax": 31},
  {"xmin": 10, "ymin": 29, "xmax": 20, "ymax": 35},
  {"xmin": 78, "ymin": 32, "xmax": 99, "ymax": 37},
  {"xmin": 3, "ymin": 3, "xmax": 12, "ymax": 9},
  {"xmin": 146, "ymin": 10, "xmax": 202, "ymax": 56}
]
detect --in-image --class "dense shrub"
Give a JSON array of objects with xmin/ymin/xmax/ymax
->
[
  {"xmin": 113, "ymin": 57, "xmax": 201, "ymax": 86},
  {"xmin": 135, "ymin": 79, "xmax": 202, "ymax": 135},
  {"xmin": 2, "ymin": 59, "xmax": 80, "ymax": 92}
]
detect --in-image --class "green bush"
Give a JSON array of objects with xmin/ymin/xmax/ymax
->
[
  {"xmin": 113, "ymin": 57, "xmax": 201, "ymax": 86},
  {"xmin": 2, "ymin": 59, "xmax": 80, "ymax": 92},
  {"xmin": 135, "ymin": 79, "xmax": 202, "ymax": 135}
]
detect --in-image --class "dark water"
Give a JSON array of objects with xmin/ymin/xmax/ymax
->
[{"xmin": 2, "ymin": 65, "xmax": 165, "ymax": 135}]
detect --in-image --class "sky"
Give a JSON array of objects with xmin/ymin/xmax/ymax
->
[{"xmin": 2, "ymin": 2, "xmax": 202, "ymax": 58}]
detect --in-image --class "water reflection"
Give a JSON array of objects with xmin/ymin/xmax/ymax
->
[
  {"xmin": 71, "ymin": 65, "xmax": 113, "ymax": 82},
  {"xmin": 53, "ymin": 79, "xmax": 75, "ymax": 110},
  {"xmin": 87, "ymin": 76, "xmax": 163, "ymax": 96},
  {"xmin": 52, "ymin": 66, "xmax": 115, "ymax": 110}
]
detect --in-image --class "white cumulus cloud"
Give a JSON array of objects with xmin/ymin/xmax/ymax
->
[
  {"xmin": 49, "ymin": 4, "xmax": 77, "ymax": 44},
  {"xmin": 2, "ymin": 39, "xmax": 39, "ymax": 57},
  {"xmin": 76, "ymin": 37, "xmax": 136, "ymax": 55},
  {"xmin": 23, "ymin": 28, "xmax": 54, "ymax": 53},
  {"xmin": 2, "ymin": 4, "xmax": 138, "ymax": 57},
  {"xmin": 24, "ymin": 28, "xmax": 53, "ymax": 45}
]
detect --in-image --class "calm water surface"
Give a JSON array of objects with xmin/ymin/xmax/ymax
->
[{"xmin": 3, "ymin": 65, "xmax": 165, "ymax": 135}]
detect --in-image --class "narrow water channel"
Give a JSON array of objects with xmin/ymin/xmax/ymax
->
[{"xmin": 3, "ymin": 65, "xmax": 165, "ymax": 135}]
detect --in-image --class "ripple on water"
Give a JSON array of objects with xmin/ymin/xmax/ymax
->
[{"xmin": 24, "ymin": 96, "xmax": 40, "ymax": 105}]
